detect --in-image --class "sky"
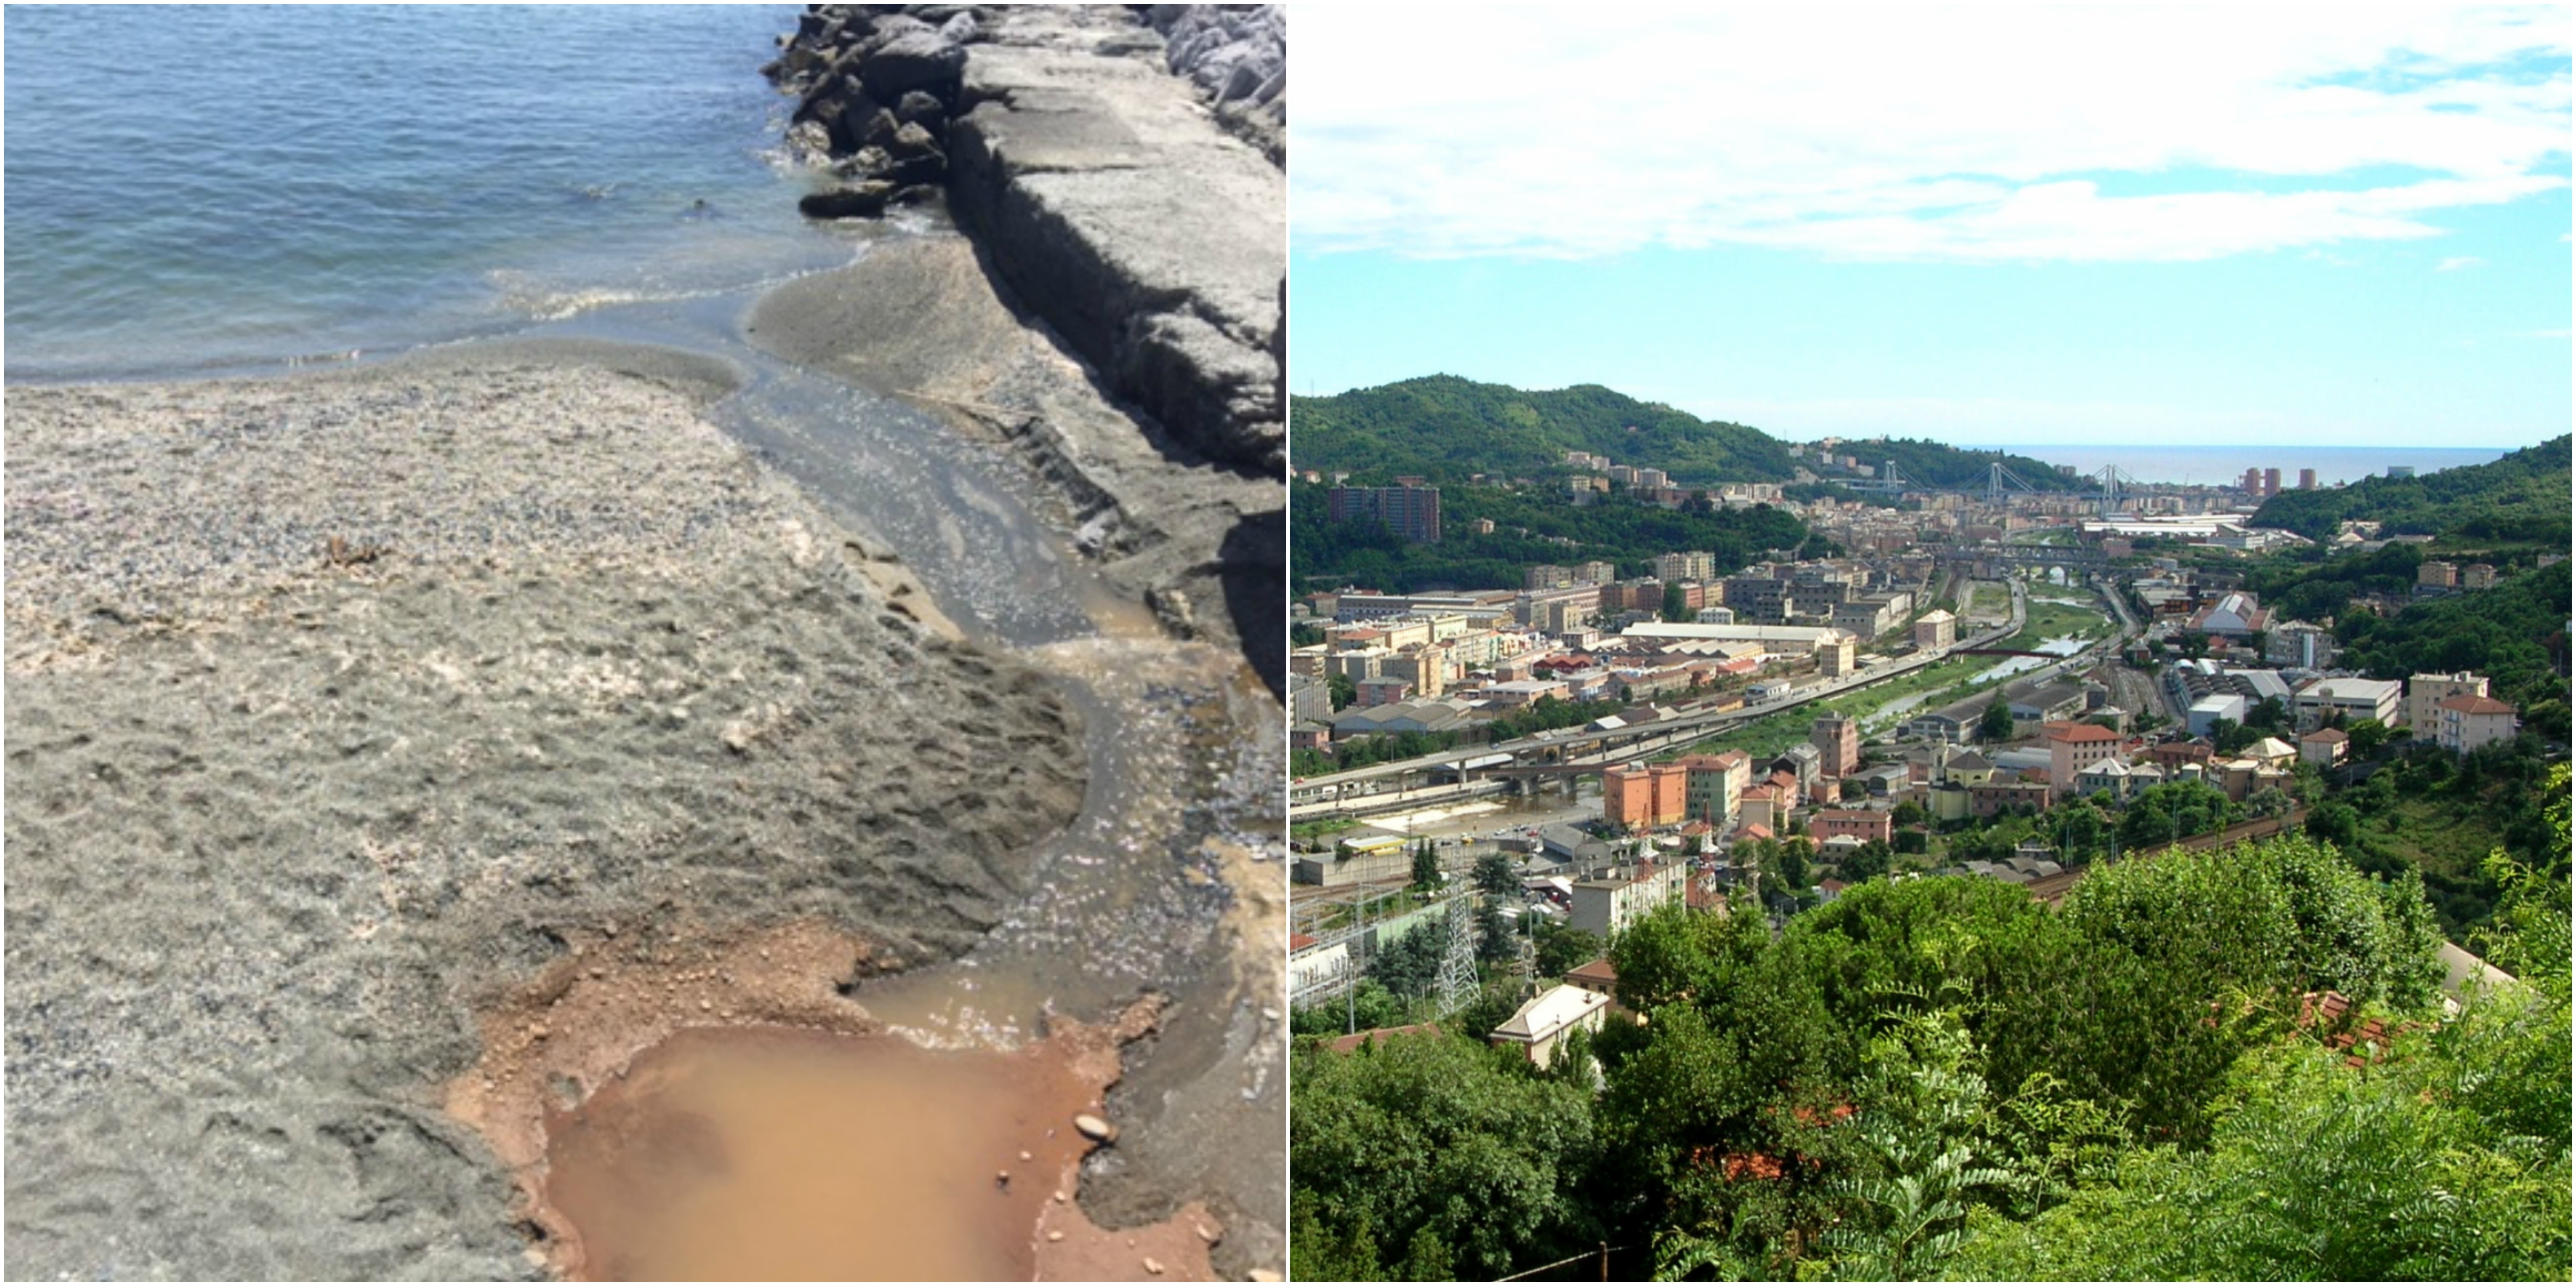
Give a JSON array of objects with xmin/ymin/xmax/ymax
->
[{"xmin": 1290, "ymin": 5, "xmax": 2573, "ymax": 451}]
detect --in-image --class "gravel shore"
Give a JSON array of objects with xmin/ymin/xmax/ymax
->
[{"xmin": 3, "ymin": 359, "xmax": 1089, "ymax": 1278}]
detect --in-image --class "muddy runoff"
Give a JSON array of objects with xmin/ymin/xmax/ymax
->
[
  {"xmin": 1, "ymin": 223, "xmax": 1281, "ymax": 1279},
  {"xmin": 446, "ymin": 224, "xmax": 1285, "ymax": 1277}
]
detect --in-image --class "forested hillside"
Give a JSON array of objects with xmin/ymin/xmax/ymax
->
[
  {"xmin": 1833, "ymin": 435, "xmax": 2087, "ymax": 493},
  {"xmin": 2248, "ymin": 435, "xmax": 2571, "ymax": 546},
  {"xmin": 2339, "ymin": 565, "xmax": 2572, "ymax": 740},
  {"xmin": 1290, "ymin": 480, "xmax": 1816, "ymax": 594},
  {"xmin": 1291, "ymin": 377, "xmax": 2094, "ymax": 495},
  {"xmin": 1290, "ymin": 376, "xmax": 1796, "ymax": 484}
]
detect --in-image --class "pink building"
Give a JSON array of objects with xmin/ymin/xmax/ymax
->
[{"xmin": 1812, "ymin": 809, "xmax": 1892, "ymax": 845}]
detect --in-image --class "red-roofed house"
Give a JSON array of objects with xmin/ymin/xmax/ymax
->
[
  {"xmin": 1812, "ymin": 809, "xmax": 1892, "ymax": 845},
  {"xmin": 2435, "ymin": 694, "xmax": 2519, "ymax": 757}
]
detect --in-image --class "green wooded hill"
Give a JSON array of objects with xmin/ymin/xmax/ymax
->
[
  {"xmin": 1838, "ymin": 435, "xmax": 2088, "ymax": 493},
  {"xmin": 1291, "ymin": 375, "xmax": 2093, "ymax": 493},
  {"xmin": 1290, "ymin": 375, "xmax": 1799, "ymax": 484},
  {"xmin": 2248, "ymin": 435, "xmax": 2571, "ymax": 546}
]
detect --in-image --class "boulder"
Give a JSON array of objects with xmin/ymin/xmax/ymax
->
[
  {"xmin": 895, "ymin": 90, "xmax": 947, "ymax": 127},
  {"xmin": 797, "ymin": 181, "xmax": 895, "ymax": 220},
  {"xmin": 860, "ymin": 32, "xmax": 966, "ymax": 101},
  {"xmin": 888, "ymin": 121, "xmax": 940, "ymax": 159}
]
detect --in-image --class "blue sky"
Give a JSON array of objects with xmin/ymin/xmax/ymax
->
[{"xmin": 1291, "ymin": 6, "xmax": 2572, "ymax": 450}]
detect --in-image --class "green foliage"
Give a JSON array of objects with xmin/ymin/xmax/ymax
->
[
  {"xmin": 1662, "ymin": 581, "xmax": 1692, "ymax": 623},
  {"xmin": 1327, "ymin": 671, "xmax": 1356, "ymax": 711},
  {"xmin": 1409, "ymin": 840, "xmax": 1441, "ymax": 893},
  {"xmin": 1291, "ymin": 479, "xmax": 1809, "ymax": 595},
  {"xmin": 1484, "ymin": 695, "xmax": 1628, "ymax": 742},
  {"xmin": 1812, "ymin": 1010, "xmax": 2030, "ymax": 1281},
  {"xmin": 1945, "ymin": 1036, "xmax": 2573, "ymax": 1281},
  {"xmin": 1289, "ymin": 374, "xmax": 1798, "ymax": 485},
  {"xmin": 1368, "ymin": 914, "xmax": 1454, "ymax": 998},
  {"xmin": 1534, "ymin": 922, "xmax": 1603, "ymax": 980},
  {"xmin": 1977, "ymin": 699, "xmax": 2014, "ymax": 742},
  {"xmin": 1474, "ymin": 902, "xmax": 1518, "ymax": 964},
  {"xmin": 1304, "ymin": 835, "xmax": 2499, "ymax": 1284},
  {"xmin": 2114, "ymin": 780, "xmax": 2239, "ymax": 852},
  {"xmin": 2248, "ymin": 433, "xmax": 2571, "ymax": 545},
  {"xmin": 1291, "ymin": 978, "xmax": 1409, "ymax": 1037},
  {"xmin": 1472, "ymin": 851, "xmax": 1520, "ymax": 897},
  {"xmin": 1291, "ymin": 1031, "xmax": 1600, "ymax": 1280},
  {"xmin": 1841, "ymin": 438, "xmax": 2089, "ymax": 495},
  {"xmin": 2335, "ymin": 566, "xmax": 2572, "ymax": 741}
]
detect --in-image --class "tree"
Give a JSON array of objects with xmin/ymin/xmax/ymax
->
[
  {"xmin": 2245, "ymin": 695, "xmax": 2288, "ymax": 733},
  {"xmin": 1841, "ymin": 840, "xmax": 1895, "ymax": 882},
  {"xmin": 1533, "ymin": 922, "xmax": 1601, "ymax": 979},
  {"xmin": 1410, "ymin": 840, "xmax": 1441, "ymax": 893},
  {"xmin": 1979, "ymin": 699, "xmax": 2014, "ymax": 742},
  {"xmin": 1328, "ymin": 671, "xmax": 1357, "ymax": 711},
  {"xmin": 1662, "ymin": 582, "xmax": 1692, "ymax": 624},
  {"xmin": 2345, "ymin": 717, "xmax": 2391, "ymax": 760},
  {"xmin": 1472, "ymin": 851, "xmax": 1519, "ymax": 898},
  {"xmin": 1291, "ymin": 1031, "xmax": 1600, "ymax": 1280},
  {"xmin": 1474, "ymin": 902, "xmax": 1518, "ymax": 963}
]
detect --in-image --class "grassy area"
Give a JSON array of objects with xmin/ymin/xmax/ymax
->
[
  {"xmin": 1662, "ymin": 651, "xmax": 2006, "ymax": 764},
  {"xmin": 1997, "ymin": 597, "xmax": 2110, "ymax": 651}
]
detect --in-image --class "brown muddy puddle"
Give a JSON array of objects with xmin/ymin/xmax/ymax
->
[
  {"xmin": 447, "ymin": 920, "xmax": 1224, "ymax": 1281},
  {"xmin": 541, "ymin": 1025, "xmax": 1090, "ymax": 1281}
]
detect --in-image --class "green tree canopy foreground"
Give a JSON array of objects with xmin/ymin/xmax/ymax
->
[
  {"xmin": 1291, "ymin": 1032, "xmax": 1600, "ymax": 1280},
  {"xmin": 1289, "ymin": 819, "xmax": 2562, "ymax": 1281}
]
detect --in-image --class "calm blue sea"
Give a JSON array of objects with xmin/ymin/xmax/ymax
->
[
  {"xmin": 1968, "ymin": 444, "xmax": 2514, "ymax": 488},
  {"xmin": 5, "ymin": 4, "xmax": 844, "ymax": 381}
]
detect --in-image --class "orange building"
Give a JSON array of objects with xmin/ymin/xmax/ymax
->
[{"xmin": 1603, "ymin": 760, "xmax": 1690, "ymax": 829}]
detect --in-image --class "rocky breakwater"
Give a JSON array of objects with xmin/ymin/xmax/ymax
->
[
  {"xmin": 766, "ymin": 5, "xmax": 1284, "ymax": 693},
  {"xmin": 1142, "ymin": 5, "xmax": 1285, "ymax": 164}
]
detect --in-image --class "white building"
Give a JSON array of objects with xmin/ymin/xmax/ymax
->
[
  {"xmin": 1491, "ymin": 984, "xmax": 1612, "ymax": 1068},
  {"xmin": 2294, "ymin": 677, "xmax": 2403, "ymax": 733},
  {"xmin": 1570, "ymin": 862, "xmax": 1687, "ymax": 938}
]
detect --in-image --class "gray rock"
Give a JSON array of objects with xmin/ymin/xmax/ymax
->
[
  {"xmin": 860, "ymin": 32, "xmax": 966, "ymax": 102},
  {"xmin": 863, "ymin": 14, "xmax": 933, "ymax": 49},
  {"xmin": 895, "ymin": 90, "xmax": 947, "ymax": 126},
  {"xmin": 889, "ymin": 121, "xmax": 940, "ymax": 159},
  {"xmin": 938, "ymin": 12, "xmax": 980, "ymax": 45},
  {"xmin": 798, "ymin": 181, "xmax": 895, "ymax": 220},
  {"xmin": 860, "ymin": 106, "xmax": 903, "ymax": 151}
]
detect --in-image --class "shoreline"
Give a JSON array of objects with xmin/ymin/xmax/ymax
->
[{"xmin": 6, "ymin": 7, "xmax": 1285, "ymax": 1279}]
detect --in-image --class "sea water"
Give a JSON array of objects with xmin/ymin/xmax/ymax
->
[
  {"xmin": 1965, "ymin": 444, "xmax": 2512, "ymax": 488},
  {"xmin": 5, "ymin": 4, "xmax": 845, "ymax": 381}
]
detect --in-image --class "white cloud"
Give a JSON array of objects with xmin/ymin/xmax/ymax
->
[
  {"xmin": 1296, "ymin": 6, "xmax": 2572, "ymax": 262},
  {"xmin": 2436, "ymin": 255, "xmax": 2488, "ymax": 269}
]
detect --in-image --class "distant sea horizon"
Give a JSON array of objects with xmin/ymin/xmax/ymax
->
[{"xmin": 1954, "ymin": 444, "xmax": 2515, "ymax": 488}]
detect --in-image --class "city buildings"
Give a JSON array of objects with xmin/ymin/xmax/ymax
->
[
  {"xmin": 2407, "ymin": 672, "xmax": 2489, "ymax": 735},
  {"xmin": 1326, "ymin": 483, "xmax": 1442, "ymax": 543}
]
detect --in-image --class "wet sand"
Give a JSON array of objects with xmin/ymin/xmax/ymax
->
[{"xmin": 2, "ymin": 360, "xmax": 1093, "ymax": 1278}]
